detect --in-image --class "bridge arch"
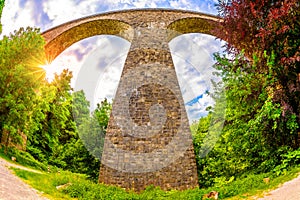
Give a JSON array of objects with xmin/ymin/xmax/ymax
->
[
  {"xmin": 167, "ymin": 16, "xmax": 221, "ymax": 42},
  {"xmin": 41, "ymin": 9, "xmax": 225, "ymax": 192},
  {"xmin": 43, "ymin": 19, "xmax": 133, "ymax": 62},
  {"xmin": 42, "ymin": 9, "xmax": 223, "ymax": 62}
]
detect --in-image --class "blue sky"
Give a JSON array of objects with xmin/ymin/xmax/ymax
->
[{"xmin": 1, "ymin": 0, "xmax": 224, "ymax": 123}]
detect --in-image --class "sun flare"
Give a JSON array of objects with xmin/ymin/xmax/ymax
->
[{"xmin": 39, "ymin": 62, "xmax": 57, "ymax": 82}]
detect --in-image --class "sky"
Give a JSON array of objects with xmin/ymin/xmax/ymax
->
[{"xmin": 1, "ymin": 0, "xmax": 225, "ymax": 123}]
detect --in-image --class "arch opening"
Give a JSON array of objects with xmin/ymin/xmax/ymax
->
[
  {"xmin": 43, "ymin": 19, "xmax": 133, "ymax": 62},
  {"xmin": 167, "ymin": 17, "xmax": 222, "ymax": 42},
  {"xmin": 168, "ymin": 33, "xmax": 226, "ymax": 124}
]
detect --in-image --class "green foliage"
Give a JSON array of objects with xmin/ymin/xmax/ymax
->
[
  {"xmin": 0, "ymin": 0, "xmax": 4, "ymax": 15},
  {"xmin": 72, "ymin": 90, "xmax": 90, "ymax": 127},
  {"xmin": 27, "ymin": 70, "xmax": 75, "ymax": 163},
  {"xmin": 78, "ymin": 98, "xmax": 111, "ymax": 161},
  {"xmin": 2, "ymin": 1, "xmax": 299, "ymax": 197},
  {"xmin": 273, "ymin": 148, "xmax": 300, "ymax": 175},
  {"xmin": 0, "ymin": 27, "xmax": 45, "ymax": 152},
  {"xmin": 0, "ymin": 146, "xmax": 47, "ymax": 170},
  {"xmin": 215, "ymin": 0, "xmax": 300, "ymax": 142},
  {"xmin": 194, "ymin": 117, "xmax": 249, "ymax": 187},
  {"xmin": 45, "ymin": 90, "xmax": 111, "ymax": 181},
  {"xmin": 193, "ymin": 51, "xmax": 298, "ymax": 188},
  {"xmin": 11, "ymin": 168, "xmax": 209, "ymax": 199},
  {"xmin": 193, "ymin": 0, "xmax": 299, "ymax": 190},
  {"xmin": 12, "ymin": 168, "xmax": 78, "ymax": 200},
  {"xmin": 51, "ymin": 138, "xmax": 100, "ymax": 181},
  {"xmin": 93, "ymin": 98, "xmax": 112, "ymax": 131},
  {"xmin": 12, "ymin": 166, "xmax": 300, "ymax": 200},
  {"xmin": 0, "ymin": 0, "xmax": 4, "ymax": 33}
]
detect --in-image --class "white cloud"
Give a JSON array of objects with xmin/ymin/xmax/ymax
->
[
  {"xmin": 169, "ymin": 33, "xmax": 224, "ymax": 122},
  {"xmin": 1, "ymin": 0, "xmax": 36, "ymax": 36},
  {"xmin": 1, "ymin": 0, "xmax": 222, "ymax": 122},
  {"xmin": 1, "ymin": 0, "xmax": 218, "ymax": 36},
  {"xmin": 170, "ymin": 0, "xmax": 193, "ymax": 10},
  {"xmin": 169, "ymin": 0, "xmax": 213, "ymax": 12},
  {"xmin": 42, "ymin": 0, "xmax": 101, "ymax": 29},
  {"xmin": 44, "ymin": 26, "xmax": 224, "ymax": 123},
  {"xmin": 74, "ymin": 36, "xmax": 130, "ymax": 110}
]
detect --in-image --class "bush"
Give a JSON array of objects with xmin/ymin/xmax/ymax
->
[
  {"xmin": 273, "ymin": 148, "xmax": 300, "ymax": 175},
  {"xmin": 4, "ymin": 147, "xmax": 47, "ymax": 170}
]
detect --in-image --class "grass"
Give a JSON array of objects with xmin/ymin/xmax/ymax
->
[
  {"xmin": 222, "ymin": 167, "xmax": 300, "ymax": 199},
  {"xmin": 0, "ymin": 145, "xmax": 47, "ymax": 171},
  {"xmin": 2, "ymin": 145, "xmax": 300, "ymax": 199},
  {"xmin": 12, "ymin": 168, "xmax": 78, "ymax": 200},
  {"xmin": 10, "ymin": 165, "xmax": 300, "ymax": 200}
]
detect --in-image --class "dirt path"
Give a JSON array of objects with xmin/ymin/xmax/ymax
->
[
  {"xmin": 0, "ymin": 157, "xmax": 48, "ymax": 200},
  {"xmin": 257, "ymin": 174, "xmax": 300, "ymax": 200}
]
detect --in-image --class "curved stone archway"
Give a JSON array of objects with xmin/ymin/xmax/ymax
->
[
  {"xmin": 42, "ymin": 9, "xmax": 222, "ymax": 192},
  {"xmin": 42, "ymin": 9, "xmax": 221, "ymax": 62},
  {"xmin": 43, "ymin": 19, "xmax": 133, "ymax": 62}
]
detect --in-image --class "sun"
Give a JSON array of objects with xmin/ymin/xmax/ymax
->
[{"xmin": 39, "ymin": 62, "xmax": 57, "ymax": 82}]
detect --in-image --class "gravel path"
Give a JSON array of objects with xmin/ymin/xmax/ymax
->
[
  {"xmin": 0, "ymin": 157, "xmax": 48, "ymax": 200},
  {"xmin": 258, "ymin": 174, "xmax": 300, "ymax": 200}
]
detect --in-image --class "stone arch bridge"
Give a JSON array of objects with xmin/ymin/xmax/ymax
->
[{"xmin": 42, "ymin": 8, "xmax": 222, "ymax": 192}]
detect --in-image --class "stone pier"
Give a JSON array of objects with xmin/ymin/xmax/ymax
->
[{"xmin": 42, "ymin": 8, "xmax": 222, "ymax": 192}]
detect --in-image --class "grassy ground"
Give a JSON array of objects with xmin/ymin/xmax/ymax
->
[
  {"xmin": 1, "ymin": 146, "xmax": 299, "ymax": 199},
  {"xmin": 10, "ymin": 165, "xmax": 300, "ymax": 200},
  {"xmin": 223, "ymin": 167, "xmax": 300, "ymax": 200},
  {"xmin": 0, "ymin": 145, "xmax": 47, "ymax": 171}
]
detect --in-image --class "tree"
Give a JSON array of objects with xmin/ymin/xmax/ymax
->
[
  {"xmin": 0, "ymin": 27, "xmax": 45, "ymax": 153},
  {"xmin": 93, "ymin": 98, "xmax": 112, "ymax": 131},
  {"xmin": 78, "ymin": 98, "xmax": 112, "ymax": 161},
  {"xmin": 0, "ymin": 0, "xmax": 5, "ymax": 33},
  {"xmin": 191, "ymin": 1, "xmax": 299, "ymax": 186},
  {"xmin": 214, "ymin": 0, "xmax": 299, "ymax": 146},
  {"xmin": 72, "ymin": 90, "xmax": 90, "ymax": 127},
  {"xmin": 27, "ymin": 70, "xmax": 75, "ymax": 162},
  {"xmin": 50, "ymin": 92, "xmax": 111, "ymax": 181}
]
